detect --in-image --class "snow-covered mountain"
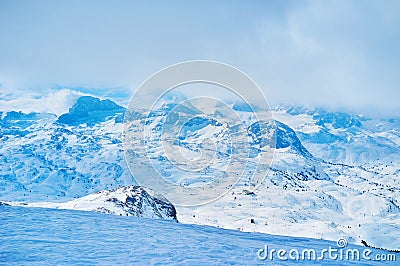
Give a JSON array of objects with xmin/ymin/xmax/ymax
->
[
  {"xmin": 57, "ymin": 96, "xmax": 125, "ymax": 126},
  {"xmin": 273, "ymin": 105, "xmax": 400, "ymax": 165},
  {"xmin": 0, "ymin": 97, "xmax": 131, "ymax": 202},
  {"xmin": 1, "ymin": 95, "xmax": 399, "ymax": 250}
]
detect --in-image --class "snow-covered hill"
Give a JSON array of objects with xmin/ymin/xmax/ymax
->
[
  {"xmin": 1, "ymin": 95, "xmax": 399, "ymax": 251},
  {"xmin": 4, "ymin": 185, "xmax": 177, "ymax": 222}
]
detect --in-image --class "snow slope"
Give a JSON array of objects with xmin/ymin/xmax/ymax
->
[{"xmin": 0, "ymin": 205, "xmax": 397, "ymax": 265}]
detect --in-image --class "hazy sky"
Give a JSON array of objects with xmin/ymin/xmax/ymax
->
[{"xmin": 0, "ymin": 0, "xmax": 399, "ymax": 116}]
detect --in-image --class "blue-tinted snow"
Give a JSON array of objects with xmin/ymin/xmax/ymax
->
[{"xmin": 0, "ymin": 206, "xmax": 394, "ymax": 265}]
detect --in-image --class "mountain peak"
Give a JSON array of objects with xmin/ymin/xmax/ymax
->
[
  {"xmin": 248, "ymin": 120, "xmax": 312, "ymax": 158},
  {"xmin": 57, "ymin": 96, "xmax": 125, "ymax": 126}
]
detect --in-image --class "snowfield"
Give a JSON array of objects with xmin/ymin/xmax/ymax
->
[{"xmin": 0, "ymin": 205, "xmax": 397, "ymax": 265}]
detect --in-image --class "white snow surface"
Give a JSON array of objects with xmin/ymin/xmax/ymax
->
[{"xmin": 0, "ymin": 205, "xmax": 397, "ymax": 265}]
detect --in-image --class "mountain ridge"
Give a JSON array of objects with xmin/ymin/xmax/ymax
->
[{"xmin": 1, "ymin": 95, "xmax": 399, "ymax": 250}]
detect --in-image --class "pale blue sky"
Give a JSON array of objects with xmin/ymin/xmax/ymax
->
[{"xmin": 0, "ymin": 0, "xmax": 399, "ymax": 116}]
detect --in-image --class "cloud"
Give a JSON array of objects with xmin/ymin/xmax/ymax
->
[
  {"xmin": 215, "ymin": 0, "xmax": 400, "ymax": 116},
  {"xmin": 0, "ymin": 0, "xmax": 399, "ymax": 117},
  {"xmin": 0, "ymin": 89, "xmax": 84, "ymax": 115}
]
